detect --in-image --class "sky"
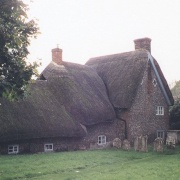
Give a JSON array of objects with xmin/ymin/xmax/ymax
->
[{"xmin": 24, "ymin": 0, "xmax": 180, "ymax": 84}]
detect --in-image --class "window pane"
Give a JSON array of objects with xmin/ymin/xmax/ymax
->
[
  {"xmin": 8, "ymin": 146, "xmax": 13, "ymax": 150},
  {"xmin": 98, "ymin": 135, "xmax": 106, "ymax": 145},
  {"xmin": 102, "ymin": 136, "xmax": 106, "ymax": 144},
  {"xmin": 48, "ymin": 145, "xmax": 52, "ymax": 149},
  {"xmin": 98, "ymin": 136, "xmax": 101, "ymax": 144}
]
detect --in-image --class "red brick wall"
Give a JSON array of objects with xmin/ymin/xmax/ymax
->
[
  {"xmin": 134, "ymin": 38, "xmax": 151, "ymax": 53},
  {"xmin": 51, "ymin": 48, "xmax": 63, "ymax": 65}
]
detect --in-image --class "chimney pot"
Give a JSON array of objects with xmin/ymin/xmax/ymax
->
[
  {"xmin": 51, "ymin": 48, "xmax": 63, "ymax": 65},
  {"xmin": 134, "ymin": 37, "xmax": 151, "ymax": 53}
]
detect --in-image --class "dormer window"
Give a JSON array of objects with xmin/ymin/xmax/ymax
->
[{"xmin": 152, "ymin": 78, "xmax": 157, "ymax": 87}]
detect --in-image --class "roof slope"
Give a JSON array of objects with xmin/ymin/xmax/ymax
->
[
  {"xmin": 86, "ymin": 50, "xmax": 174, "ymax": 108},
  {"xmin": 41, "ymin": 61, "xmax": 116, "ymax": 125},
  {"xmin": 86, "ymin": 50, "xmax": 148, "ymax": 108},
  {"xmin": 0, "ymin": 61, "xmax": 116, "ymax": 142},
  {"xmin": 0, "ymin": 81, "xmax": 85, "ymax": 142}
]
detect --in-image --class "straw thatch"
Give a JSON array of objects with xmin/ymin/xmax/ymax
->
[
  {"xmin": 86, "ymin": 50, "xmax": 148, "ymax": 108},
  {"xmin": 0, "ymin": 61, "xmax": 116, "ymax": 142},
  {"xmin": 0, "ymin": 48, "xmax": 173, "ymax": 143},
  {"xmin": 41, "ymin": 61, "xmax": 116, "ymax": 125},
  {"xmin": 86, "ymin": 50, "xmax": 174, "ymax": 108}
]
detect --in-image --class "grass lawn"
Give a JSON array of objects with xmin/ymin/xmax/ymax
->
[{"xmin": 0, "ymin": 146, "xmax": 180, "ymax": 180}]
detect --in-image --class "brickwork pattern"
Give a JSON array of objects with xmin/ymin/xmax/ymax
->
[{"xmin": 120, "ymin": 62, "xmax": 169, "ymax": 143}]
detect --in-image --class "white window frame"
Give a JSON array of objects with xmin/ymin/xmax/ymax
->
[
  {"xmin": 8, "ymin": 145, "xmax": 19, "ymax": 154},
  {"xmin": 157, "ymin": 130, "xmax": 165, "ymax": 139},
  {"xmin": 98, "ymin": 135, "xmax": 106, "ymax": 145},
  {"xmin": 44, "ymin": 143, "xmax": 53, "ymax": 152},
  {"xmin": 156, "ymin": 106, "xmax": 164, "ymax": 115}
]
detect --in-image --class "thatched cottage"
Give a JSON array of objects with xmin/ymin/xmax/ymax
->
[{"xmin": 0, "ymin": 38, "xmax": 174, "ymax": 154}]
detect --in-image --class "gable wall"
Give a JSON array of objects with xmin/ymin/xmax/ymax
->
[{"xmin": 120, "ymin": 62, "xmax": 169, "ymax": 143}]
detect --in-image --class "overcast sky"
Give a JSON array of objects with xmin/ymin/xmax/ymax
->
[{"xmin": 24, "ymin": 0, "xmax": 180, "ymax": 84}]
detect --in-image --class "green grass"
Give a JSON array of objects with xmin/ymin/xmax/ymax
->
[{"xmin": 0, "ymin": 146, "xmax": 180, "ymax": 180}]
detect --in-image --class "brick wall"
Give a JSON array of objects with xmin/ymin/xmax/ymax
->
[
  {"xmin": 81, "ymin": 120, "xmax": 125, "ymax": 149},
  {"xmin": 51, "ymin": 48, "xmax": 63, "ymax": 65},
  {"xmin": 120, "ymin": 62, "xmax": 169, "ymax": 143},
  {"xmin": 0, "ymin": 137, "xmax": 82, "ymax": 154},
  {"xmin": 0, "ymin": 120, "xmax": 125, "ymax": 154}
]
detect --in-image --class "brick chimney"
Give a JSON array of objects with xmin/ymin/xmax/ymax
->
[
  {"xmin": 134, "ymin": 37, "xmax": 151, "ymax": 53},
  {"xmin": 51, "ymin": 47, "xmax": 63, "ymax": 65}
]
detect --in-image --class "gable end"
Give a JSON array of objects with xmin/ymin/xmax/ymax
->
[{"xmin": 148, "ymin": 52, "xmax": 173, "ymax": 106}]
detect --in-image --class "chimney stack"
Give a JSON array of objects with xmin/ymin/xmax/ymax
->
[
  {"xmin": 51, "ymin": 47, "xmax": 63, "ymax": 65},
  {"xmin": 134, "ymin": 37, "xmax": 151, "ymax": 53}
]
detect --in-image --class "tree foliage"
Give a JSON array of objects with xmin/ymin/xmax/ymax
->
[
  {"xmin": 0, "ymin": 0, "xmax": 39, "ymax": 100},
  {"xmin": 169, "ymin": 80, "xmax": 180, "ymax": 129},
  {"xmin": 170, "ymin": 99, "xmax": 180, "ymax": 129},
  {"xmin": 171, "ymin": 80, "xmax": 180, "ymax": 98}
]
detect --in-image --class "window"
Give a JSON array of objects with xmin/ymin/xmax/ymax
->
[
  {"xmin": 156, "ymin": 106, "xmax": 164, "ymax": 115},
  {"xmin": 157, "ymin": 130, "xmax": 165, "ymax": 139},
  {"xmin": 98, "ymin": 135, "xmax": 106, "ymax": 145},
  {"xmin": 152, "ymin": 78, "xmax": 157, "ymax": 87},
  {"xmin": 8, "ymin": 145, "xmax": 19, "ymax": 154},
  {"xmin": 44, "ymin": 143, "xmax": 53, "ymax": 152}
]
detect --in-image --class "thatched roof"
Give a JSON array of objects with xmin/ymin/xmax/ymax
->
[
  {"xmin": 86, "ymin": 50, "xmax": 174, "ymax": 108},
  {"xmin": 41, "ymin": 61, "xmax": 116, "ymax": 125},
  {"xmin": 0, "ymin": 61, "xmax": 116, "ymax": 142},
  {"xmin": 0, "ymin": 81, "xmax": 85, "ymax": 142},
  {"xmin": 0, "ymin": 47, "xmax": 173, "ymax": 142},
  {"xmin": 86, "ymin": 50, "xmax": 147, "ymax": 108}
]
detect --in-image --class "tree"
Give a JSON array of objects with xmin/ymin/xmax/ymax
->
[
  {"xmin": 170, "ymin": 80, "xmax": 180, "ymax": 98},
  {"xmin": 169, "ymin": 80, "xmax": 180, "ymax": 129},
  {"xmin": 170, "ymin": 99, "xmax": 180, "ymax": 129},
  {"xmin": 0, "ymin": 0, "xmax": 39, "ymax": 101}
]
